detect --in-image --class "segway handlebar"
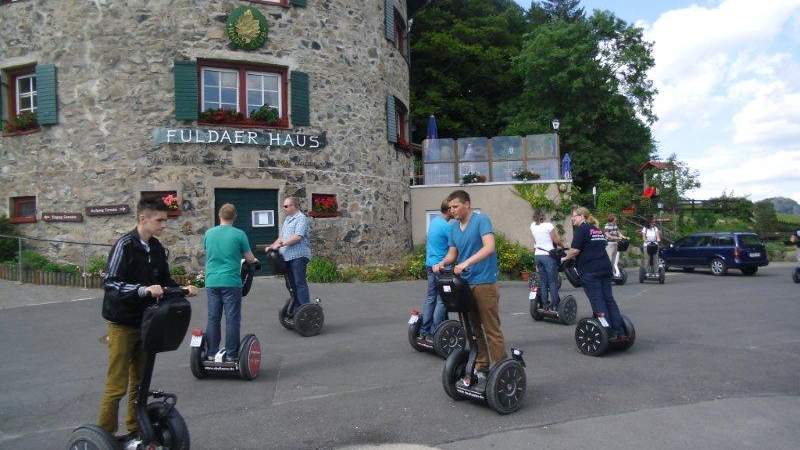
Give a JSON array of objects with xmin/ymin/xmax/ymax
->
[{"xmin": 147, "ymin": 286, "xmax": 190, "ymax": 298}]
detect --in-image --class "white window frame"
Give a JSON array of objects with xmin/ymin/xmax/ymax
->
[
  {"xmin": 16, "ymin": 74, "xmax": 37, "ymax": 115},
  {"xmin": 251, "ymin": 210, "xmax": 275, "ymax": 228},
  {"xmin": 245, "ymin": 71, "xmax": 282, "ymax": 118},
  {"xmin": 201, "ymin": 67, "xmax": 240, "ymax": 112}
]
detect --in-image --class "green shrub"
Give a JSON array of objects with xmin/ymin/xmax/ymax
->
[
  {"xmin": 87, "ymin": 256, "xmax": 107, "ymax": 275},
  {"xmin": 0, "ymin": 215, "xmax": 19, "ymax": 262},
  {"xmin": 494, "ymin": 233, "xmax": 529, "ymax": 275},
  {"xmin": 170, "ymin": 265, "xmax": 187, "ymax": 276},
  {"xmin": 307, "ymin": 257, "xmax": 342, "ymax": 283},
  {"xmin": 519, "ymin": 250, "xmax": 536, "ymax": 272},
  {"xmin": 45, "ymin": 262, "xmax": 80, "ymax": 274},
  {"xmin": 339, "ymin": 265, "xmax": 399, "ymax": 282},
  {"xmin": 402, "ymin": 245, "xmax": 427, "ymax": 279},
  {"xmin": 20, "ymin": 250, "xmax": 50, "ymax": 271}
]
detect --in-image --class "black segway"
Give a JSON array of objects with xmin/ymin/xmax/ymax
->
[
  {"xmin": 438, "ymin": 270, "xmax": 527, "ymax": 415},
  {"xmin": 639, "ymin": 242, "xmax": 665, "ymax": 284},
  {"xmin": 189, "ymin": 260, "xmax": 262, "ymax": 380},
  {"xmin": 612, "ymin": 238, "xmax": 629, "ymax": 285},
  {"xmin": 407, "ymin": 308, "xmax": 466, "ymax": 358},
  {"xmin": 575, "ymin": 313, "xmax": 636, "ymax": 357},
  {"xmin": 794, "ymin": 266, "xmax": 800, "ymax": 284},
  {"xmin": 266, "ymin": 249, "xmax": 325, "ymax": 337},
  {"xmin": 68, "ymin": 287, "xmax": 192, "ymax": 450},
  {"xmin": 528, "ymin": 269, "xmax": 577, "ymax": 325}
]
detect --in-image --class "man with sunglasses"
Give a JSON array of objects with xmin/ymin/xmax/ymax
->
[{"xmin": 268, "ymin": 196, "xmax": 312, "ymax": 314}]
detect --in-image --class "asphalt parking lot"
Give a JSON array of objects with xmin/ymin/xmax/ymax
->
[{"xmin": 1, "ymin": 262, "xmax": 799, "ymax": 450}]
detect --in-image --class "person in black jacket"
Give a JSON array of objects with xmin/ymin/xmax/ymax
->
[{"xmin": 96, "ymin": 197, "xmax": 197, "ymax": 439}]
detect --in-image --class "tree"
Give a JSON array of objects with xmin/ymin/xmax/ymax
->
[
  {"xmin": 409, "ymin": 0, "xmax": 528, "ymax": 141},
  {"xmin": 753, "ymin": 200, "xmax": 780, "ymax": 232},
  {"xmin": 503, "ymin": 10, "xmax": 657, "ymax": 190},
  {"xmin": 539, "ymin": 0, "xmax": 585, "ymax": 22},
  {"xmin": 647, "ymin": 154, "xmax": 701, "ymax": 209}
]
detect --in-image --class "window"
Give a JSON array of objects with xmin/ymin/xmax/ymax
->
[
  {"xmin": 394, "ymin": 10, "xmax": 407, "ymax": 58},
  {"xmin": 10, "ymin": 196, "xmax": 36, "ymax": 224},
  {"xmin": 198, "ymin": 60, "xmax": 288, "ymax": 127},
  {"xmin": 15, "ymin": 73, "xmax": 36, "ymax": 115},
  {"xmin": 395, "ymin": 98, "xmax": 408, "ymax": 143},
  {"xmin": 714, "ymin": 236, "xmax": 734, "ymax": 247},
  {"xmin": 4, "ymin": 65, "xmax": 40, "ymax": 134}
]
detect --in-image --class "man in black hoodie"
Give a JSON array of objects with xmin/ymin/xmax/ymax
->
[{"xmin": 97, "ymin": 197, "xmax": 197, "ymax": 439}]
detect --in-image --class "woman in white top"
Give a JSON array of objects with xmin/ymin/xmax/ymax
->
[
  {"xmin": 530, "ymin": 209, "xmax": 563, "ymax": 310},
  {"xmin": 604, "ymin": 213, "xmax": 628, "ymax": 276},
  {"xmin": 641, "ymin": 216, "xmax": 661, "ymax": 272}
]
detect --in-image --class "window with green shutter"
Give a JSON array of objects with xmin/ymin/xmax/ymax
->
[
  {"xmin": 386, "ymin": 95, "xmax": 397, "ymax": 143},
  {"xmin": 35, "ymin": 64, "xmax": 58, "ymax": 125},
  {"xmin": 174, "ymin": 60, "xmax": 198, "ymax": 121},
  {"xmin": 291, "ymin": 71, "xmax": 310, "ymax": 127},
  {"xmin": 385, "ymin": 0, "xmax": 395, "ymax": 43}
]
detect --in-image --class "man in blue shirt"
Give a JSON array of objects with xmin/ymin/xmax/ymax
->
[
  {"xmin": 268, "ymin": 196, "xmax": 312, "ymax": 314},
  {"xmin": 417, "ymin": 200, "xmax": 452, "ymax": 344},
  {"xmin": 433, "ymin": 190, "xmax": 506, "ymax": 379}
]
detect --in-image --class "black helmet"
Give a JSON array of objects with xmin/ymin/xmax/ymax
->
[{"xmin": 264, "ymin": 249, "xmax": 288, "ymax": 275}]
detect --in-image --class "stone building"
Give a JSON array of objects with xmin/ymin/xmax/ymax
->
[{"xmin": 1, "ymin": 0, "xmax": 426, "ymax": 272}]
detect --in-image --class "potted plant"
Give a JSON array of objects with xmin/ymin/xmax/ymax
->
[
  {"xmin": 249, "ymin": 105, "xmax": 281, "ymax": 126},
  {"xmin": 519, "ymin": 250, "xmax": 535, "ymax": 282},
  {"xmin": 310, "ymin": 194, "xmax": 339, "ymax": 218},
  {"xmin": 3, "ymin": 111, "xmax": 39, "ymax": 134},
  {"xmin": 162, "ymin": 194, "xmax": 181, "ymax": 217},
  {"xmin": 512, "ymin": 169, "xmax": 540, "ymax": 181},
  {"xmin": 199, "ymin": 108, "xmax": 244, "ymax": 124},
  {"xmin": 461, "ymin": 171, "xmax": 487, "ymax": 184}
]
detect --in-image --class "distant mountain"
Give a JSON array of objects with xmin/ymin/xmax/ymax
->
[{"xmin": 765, "ymin": 197, "xmax": 800, "ymax": 215}]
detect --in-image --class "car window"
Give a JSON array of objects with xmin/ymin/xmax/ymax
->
[
  {"xmin": 737, "ymin": 234, "xmax": 762, "ymax": 246},
  {"xmin": 695, "ymin": 236, "xmax": 713, "ymax": 247},
  {"xmin": 713, "ymin": 236, "xmax": 733, "ymax": 246},
  {"xmin": 676, "ymin": 237, "xmax": 696, "ymax": 247}
]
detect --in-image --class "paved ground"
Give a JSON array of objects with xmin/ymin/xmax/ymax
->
[{"xmin": 1, "ymin": 262, "xmax": 799, "ymax": 450}]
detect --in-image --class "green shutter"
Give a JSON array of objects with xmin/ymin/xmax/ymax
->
[
  {"xmin": 291, "ymin": 71, "xmax": 310, "ymax": 126},
  {"xmin": 174, "ymin": 60, "xmax": 198, "ymax": 121},
  {"xmin": 386, "ymin": 95, "xmax": 397, "ymax": 143},
  {"xmin": 290, "ymin": 0, "xmax": 307, "ymax": 7},
  {"xmin": 35, "ymin": 64, "xmax": 58, "ymax": 125},
  {"xmin": 385, "ymin": 0, "xmax": 395, "ymax": 43}
]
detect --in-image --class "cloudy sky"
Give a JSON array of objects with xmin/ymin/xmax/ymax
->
[{"xmin": 513, "ymin": 0, "xmax": 800, "ymax": 202}]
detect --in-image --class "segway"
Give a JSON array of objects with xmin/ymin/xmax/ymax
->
[
  {"xmin": 793, "ymin": 266, "xmax": 800, "ymax": 284},
  {"xmin": 437, "ymin": 270, "xmax": 527, "ymax": 415},
  {"xmin": 68, "ymin": 287, "xmax": 192, "ymax": 450},
  {"xmin": 528, "ymin": 269, "xmax": 577, "ymax": 325},
  {"xmin": 266, "ymin": 249, "xmax": 325, "ymax": 337},
  {"xmin": 639, "ymin": 242, "xmax": 665, "ymax": 284},
  {"xmin": 189, "ymin": 260, "xmax": 263, "ymax": 380},
  {"xmin": 575, "ymin": 313, "xmax": 636, "ymax": 357},
  {"xmin": 407, "ymin": 309, "xmax": 466, "ymax": 358},
  {"xmin": 612, "ymin": 238, "xmax": 629, "ymax": 285}
]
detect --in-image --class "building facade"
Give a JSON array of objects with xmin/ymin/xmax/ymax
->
[{"xmin": 1, "ymin": 0, "xmax": 419, "ymax": 271}]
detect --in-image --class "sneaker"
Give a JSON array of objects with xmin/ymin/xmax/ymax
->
[
  {"xmin": 417, "ymin": 334, "xmax": 433, "ymax": 346},
  {"xmin": 205, "ymin": 355, "xmax": 216, "ymax": 362},
  {"xmin": 223, "ymin": 354, "xmax": 238, "ymax": 363}
]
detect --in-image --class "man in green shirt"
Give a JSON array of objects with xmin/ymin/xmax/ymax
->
[{"xmin": 203, "ymin": 203, "xmax": 258, "ymax": 362}]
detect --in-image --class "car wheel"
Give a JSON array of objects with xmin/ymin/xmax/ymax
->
[{"xmin": 710, "ymin": 258, "xmax": 727, "ymax": 276}]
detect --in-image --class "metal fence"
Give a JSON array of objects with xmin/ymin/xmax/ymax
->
[{"xmin": 0, "ymin": 234, "xmax": 112, "ymax": 288}]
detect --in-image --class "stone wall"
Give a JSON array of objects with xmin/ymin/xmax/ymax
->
[{"xmin": 0, "ymin": 0, "xmax": 413, "ymax": 269}]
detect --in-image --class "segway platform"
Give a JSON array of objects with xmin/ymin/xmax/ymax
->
[
  {"xmin": 266, "ymin": 249, "xmax": 325, "ymax": 337},
  {"xmin": 436, "ymin": 270, "xmax": 527, "ymax": 414},
  {"xmin": 575, "ymin": 314, "xmax": 636, "ymax": 357},
  {"xmin": 528, "ymin": 272, "xmax": 577, "ymax": 325}
]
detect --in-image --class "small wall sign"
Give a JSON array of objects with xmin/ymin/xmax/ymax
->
[
  {"xmin": 86, "ymin": 204, "xmax": 131, "ymax": 216},
  {"xmin": 42, "ymin": 212, "xmax": 84, "ymax": 222},
  {"xmin": 226, "ymin": 6, "xmax": 269, "ymax": 51}
]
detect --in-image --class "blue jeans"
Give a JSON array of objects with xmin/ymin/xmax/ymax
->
[
  {"xmin": 206, "ymin": 287, "xmax": 243, "ymax": 358},
  {"xmin": 581, "ymin": 271, "xmax": 624, "ymax": 333},
  {"xmin": 286, "ymin": 257, "xmax": 310, "ymax": 312},
  {"xmin": 420, "ymin": 267, "xmax": 447, "ymax": 336},
  {"xmin": 535, "ymin": 255, "xmax": 560, "ymax": 308}
]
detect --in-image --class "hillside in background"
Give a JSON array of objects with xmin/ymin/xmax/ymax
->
[{"xmin": 765, "ymin": 197, "xmax": 800, "ymax": 215}]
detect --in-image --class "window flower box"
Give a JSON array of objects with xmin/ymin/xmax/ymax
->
[{"xmin": 310, "ymin": 194, "xmax": 339, "ymax": 218}]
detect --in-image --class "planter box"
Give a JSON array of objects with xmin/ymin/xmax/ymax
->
[{"xmin": 308, "ymin": 211, "xmax": 340, "ymax": 218}]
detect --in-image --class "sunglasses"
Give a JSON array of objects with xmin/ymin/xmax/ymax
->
[{"xmin": 282, "ymin": 204, "xmax": 292, "ymax": 208}]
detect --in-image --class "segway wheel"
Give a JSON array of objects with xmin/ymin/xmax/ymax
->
[
  {"xmin": 238, "ymin": 334, "xmax": 262, "ymax": 380},
  {"xmin": 485, "ymin": 359, "xmax": 527, "ymax": 415},
  {"xmin": 530, "ymin": 299, "xmax": 543, "ymax": 321},
  {"xmin": 794, "ymin": 268, "xmax": 800, "ymax": 284},
  {"xmin": 575, "ymin": 318, "xmax": 609, "ymax": 356},
  {"xmin": 146, "ymin": 402, "xmax": 190, "ymax": 450},
  {"xmin": 279, "ymin": 299, "xmax": 294, "ymax": 330},
  {"xmin": 638, "ymin": 267, "xmax": 646, "ymax": 283},
  {"xmin": 558, "ymin": 295, "xmax": 577, "ymax": 325},
  {"xmin": 615, "ymin": 315, "xmax": 636, "ymax": 352},
  {"xmin": 294, "ymin": 303, "xmax": 324, "ymax": 337},
  {"xmin": 433, "ymin": 320, "xmax": 466, "ymax": 358},
  {"xmin": 614, "ymin": 269, "xmax": 628, "ymax": 285},
  {"xmin": 67, "ymin": 424, "xmax": 118, "ymax": 450},
  {"xmin": 442, "ymin": 349, "xmax": 468, "ymax": 401},
  {"xmin": 189, "ymin": 334, "xmax": 207, "ymax": 379},
  {"xmin": 658, "ymin": 267, "xmax": 665, "ymax": 284},
  {"xmin": 407, "ymin": 316, "xmax": 425, "ymax": 352}
]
